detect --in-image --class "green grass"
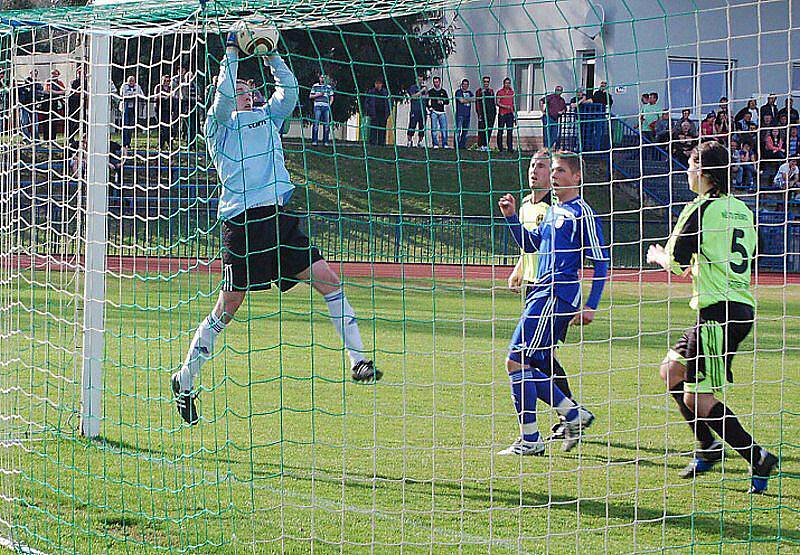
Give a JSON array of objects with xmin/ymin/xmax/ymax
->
[
  {"xmin": 284, "ymin": 143, "xmax": 630, "ymax": 217},
  {"xmin": 5, "ymin": 273, "xmax": 798, "ymax": 554}
]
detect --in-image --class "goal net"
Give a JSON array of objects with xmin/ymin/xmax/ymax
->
[{"xmin": 0, "ymin": 0, "xmax": 796, "ymax": 552}]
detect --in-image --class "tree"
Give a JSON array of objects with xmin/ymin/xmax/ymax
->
[{"xmin": 281, "ymin": 14, "xmax": 455, "ymax": 122}]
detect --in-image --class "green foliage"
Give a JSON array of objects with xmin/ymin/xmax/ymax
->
[{"xmin": 281, "ymin": 14, "xmax": 455, "ymax": 121}]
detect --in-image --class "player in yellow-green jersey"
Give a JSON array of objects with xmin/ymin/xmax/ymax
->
[
  {"xmin": 506, "ymin": 149, "xmax": 575, "ymax": 440},
  {"xmin": 647, "ymin": 141, "xmax": 778, "ymax": 494}
]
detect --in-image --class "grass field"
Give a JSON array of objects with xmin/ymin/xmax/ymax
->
[{"xmin": 4, "ymin": 273, "xmax": 798, "ymax": 554}]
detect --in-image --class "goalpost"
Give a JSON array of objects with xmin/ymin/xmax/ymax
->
[{"xmin": 0, "ymin": 0, "xmax": 797, "ymax": 552}]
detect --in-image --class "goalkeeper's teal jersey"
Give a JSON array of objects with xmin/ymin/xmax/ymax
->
[{"xmin": 206, "ymin": 48, "xmax": 298, "ymax": 220}]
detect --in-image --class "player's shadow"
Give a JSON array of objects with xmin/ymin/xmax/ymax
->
[{"xmin": 262, "ymin": 463, "xmax": 793, "ymax": 543}]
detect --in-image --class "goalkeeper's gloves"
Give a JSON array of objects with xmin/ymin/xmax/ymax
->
[{"xmin": 225, "ymin": 31, "xmax": 238, "ymax": 49}]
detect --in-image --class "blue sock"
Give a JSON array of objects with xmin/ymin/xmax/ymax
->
[
  {"xmin": 509, "ymin": 369, "xmax": 541, "ymax": 442},
  {"xmin": 530, "ymin": 366, "xmax": 579, "ymax": 421}
]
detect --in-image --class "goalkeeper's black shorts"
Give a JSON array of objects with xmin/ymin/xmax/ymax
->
[
  {"xmin": 221, "ymin": 205, "xmax": 323, "ymax": 292},
  {"xmin": 668, "ymin": 301, "xmax": 754, "ymax": 394}
]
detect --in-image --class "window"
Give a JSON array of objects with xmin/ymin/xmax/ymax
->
[
  {"xmin": 578, "ymin": 49, "xmax": 596, "ymax": 92},
  {"xmin": 510, "ymin": 58, "xmax": 544, "ymax": 113},
  {"xmin": 666, "ymin": 57, "xmax": 733, "ymax": 115}
]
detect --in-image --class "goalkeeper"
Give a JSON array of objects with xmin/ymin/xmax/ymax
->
[
  {"xmin": 647, "ymin": 140, "xmax": 777, "ymax": 493},
  {"xmin": 171, "ymin": 30, "xmax": 381, "ymax": 425}
]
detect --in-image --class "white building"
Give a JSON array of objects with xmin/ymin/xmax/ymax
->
[{"xmin": 381, "ymin": 0, "xmax": 800, "ymax": 149}]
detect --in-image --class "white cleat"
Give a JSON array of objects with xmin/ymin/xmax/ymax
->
[
  {"xmin": 562, "ymin": 408, "xmax": 595, "ymax": 452},
  {"xmin": 498, "ymin": 436, "xmax": 546, "ymax": 456}
]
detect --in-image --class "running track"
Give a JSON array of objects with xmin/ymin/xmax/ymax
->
[{"xmin": 10, "ymin": 254, "xmax": 800, "ymax": 285}]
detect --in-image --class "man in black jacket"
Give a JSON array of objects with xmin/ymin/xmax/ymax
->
[{"xmin": 365, "ymin": 78, "xmax": 390, "ymax": 146}]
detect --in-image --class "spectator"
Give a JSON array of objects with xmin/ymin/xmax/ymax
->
[
  {"xmin": 540, "ymin": 85, "xmax": 566, "ymax": 149},
  {"xmin": 718, "ymin": 96, "xmax": 729, "ymax": 118},
  {"xmin": 763, "ymin": 128, "xmax": 786, "ymax": 160},
  {"xmin": 653, "ymin": 111, "xmax": 671, "ymax": 144},
  {"xmin": 760, "ymin": 94, "xmax": 779, "ymax": 124},
  {"xmin": 591, "ymin": 80, "xmax": 613, "ymax": 107},
  {"xmin": 309, "ymin": 73, "xmax": 334, "ymax": 146},
  {"xmin": 735, "ymin": 112, "xmax": 757, "ymax": 148},
  {"xmin": 67, "ymin": 65, "xmax": 87, "ymax": 145},
  {"xmin": 427, "ymin": 76, "xmax": 449, "ymax": 148},
  {"xmin": 454, "ymin": 78, "xmax": 474, "ymax": 150},
  {"xmin": 640, "ymin": 92, "xmax": 661, "ymax": 138},
  {"xmin": 120, "ymin": 75, "xmax": 144, "ymax": 156},
  {"xmin": 19, "ymin": 69, "xmax": 43, "ymax": 141},
  {"xmin": 153, "ymin": 75, "xmax": 173, "ymax": 151},
  {"xmin": 730, "ymin": 138, "xmax": 743, "ymax": 188},
  {"xmin": 714, "ymin": 109, "xmax": 729, "ymax": 143},
  {"xmin": 774, "ymin": 158, "xmax": 799, "ymax": 194},
  {"xmin": 673, "ymin": 109, "xmax": 697, "ymax": 136},
  {"xmin": 170, "ymin": 68, "xmax": 189, "ymax": 140},
  {"xmin": 406, "ymin": 75, "xmax": 427, "ymax": 147},
  {"xmin": 700, "ymin": 112, "xmax": 716, "ymax": 138},
  {"xmin": 248, "ymin": 79, "xmax": 266, "ymax": 107},
  {"xmin": 569, "ymin": 88, "xmax": 590, "ymax": 108},
  {"xmin": 42, "ymin": 68, "xmax": 66, "ymax": 141},
  {"xmin": 475, "ymin": 76, "xmax": 496, "ymax": 151},
  {"xmin": 496, "ymin": 77, "xmax": 515, "ymax": 153},
  {"xmin": 672, "ymin": 120, "xmax": 698, "ymax": 166},
  {"xmin": 778, "ymin": 98, "xmax": 799, "ymax": 125},
  {"xmin": 734, "ymin": 99, "xmax": 759, "ymax": 127},
  {"xmin": 739, "ymin": 141, "xmax": 757, "ymax": 187},
  {"xmin": 788, "ymin": 126, "xmax": 800, "ymax": 157},
  {"xmin": 365, "ymin": 78, "xmax": 390, "ymax": 146}
]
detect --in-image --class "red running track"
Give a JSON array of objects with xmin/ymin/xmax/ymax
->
[{"xmin": 10, "ymin": 254, "xmax": 800, "ymax": 285}]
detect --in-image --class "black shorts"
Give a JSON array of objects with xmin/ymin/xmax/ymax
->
[
  {"xmin": 669, "ymin": 301, "xmax": 754, "ymax": 393},
  {"xmin": 221, "ymin": 206, "xmax": 324, "ymax": 292}
]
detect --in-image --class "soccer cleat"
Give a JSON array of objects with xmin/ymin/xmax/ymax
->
[
  {"xmin": 549, "ymin": 415, "xmax": 567, "ymax": 441},
  {"xmin": 748, "ymin": 450, "xmax": 779, "ymax": 494},
  {"xmin": 497, "ymin": 436, "xmax": 545, "ymax": 456},
  {"xmin": 679, "ymin": 440, "xmax": 723, "ymax": 479},
  {"xmin": 171, "ymin": 373, "xmax": 200, "ymax": 425},
  {"xmin": 562, "ymin": 408, "xmax": 595, "ymax": 452},
  {"xmin": 351, "ymin": 359, "xmax": 382, "ymax": 383}
]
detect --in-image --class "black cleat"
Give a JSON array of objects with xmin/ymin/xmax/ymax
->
[
  {"xmin": 171, "ymin": 374, "xmax": 200, "ymax": 425},
  {"xmin": 351, "ymin": 360, "xmax": 382, "ymax": 383},
  {"xmin": 748, "ymin": 450, "xmax": 779, "ymax": 494}
]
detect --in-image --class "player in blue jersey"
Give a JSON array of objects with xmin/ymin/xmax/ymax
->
[
  {"xmin": 497, "ymin": 151, "xmax": 609, "ymax": 454},
  {"xmin": 171, "ymin": 33, "xmax": 380, "ymax": 425}
]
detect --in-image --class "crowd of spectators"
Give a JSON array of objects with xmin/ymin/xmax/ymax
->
[
  {"xmin": 5, "ymin": 65, "xmax": 199, "ymax": 158},
  {"xmin": 638, "ymin": 92, "xmax": 800, "ymax": 197}
]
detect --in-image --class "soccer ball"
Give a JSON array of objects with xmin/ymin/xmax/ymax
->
[{"xmin": 236, "ymin": 24, "xmax": 280, "ymax": 56}]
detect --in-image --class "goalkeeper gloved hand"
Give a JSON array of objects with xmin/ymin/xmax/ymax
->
[{"xmin": 224, "ymin": 31, "xmax": 239, "ymax": 49}]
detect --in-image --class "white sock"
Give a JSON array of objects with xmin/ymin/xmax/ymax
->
[
  {"xmin": 554, "ymin": 397, "xmax": 579, "ymax": 418},
  {"xmin": 177, "ymin": 312, "xmax": 226, "ymax": 389},
  {"xmin": 324, "ymin": 289, "xmax": 365, "ymax": 367}
]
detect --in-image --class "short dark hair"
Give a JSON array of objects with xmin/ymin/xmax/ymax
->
[
  {"xmin": 482, "ymin": 75, "xmax": 490, "ymax": 81},
  {"xmin": 551, "ymin": 150, "xmax": 582, "ymax": 176},
  {"xmin": 690, "ymin": 140, "xmax": 729, "ymax": 194},
  {"xmin": 650, "ymin": 92, "xmax": 659, "ymax": 99}
]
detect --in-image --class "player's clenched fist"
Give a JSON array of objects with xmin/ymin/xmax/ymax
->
[{"xmin": 498, "ymin": 194, "xmax": 516, "ymax": 217}]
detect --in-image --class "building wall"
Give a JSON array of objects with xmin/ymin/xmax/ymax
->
[{"xmin": 436, "ymin": 0, "xmax": 800, "ymax": 140}]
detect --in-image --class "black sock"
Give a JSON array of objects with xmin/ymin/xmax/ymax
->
[
  {"xmin": 550, "ymin": 358, "xmax": 572, "ymax": 400},
  {"xmin": 670, "ymin": 383, "xmax": 715, "ymax": 450},
  {"xmin": 705, "ymin": 402, "xmax": 759, "ymax": 465}
]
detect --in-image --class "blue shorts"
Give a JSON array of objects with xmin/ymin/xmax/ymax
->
[{"xmin": 508, "ymin": 293, "xmax": 576, "ymax": 365}]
